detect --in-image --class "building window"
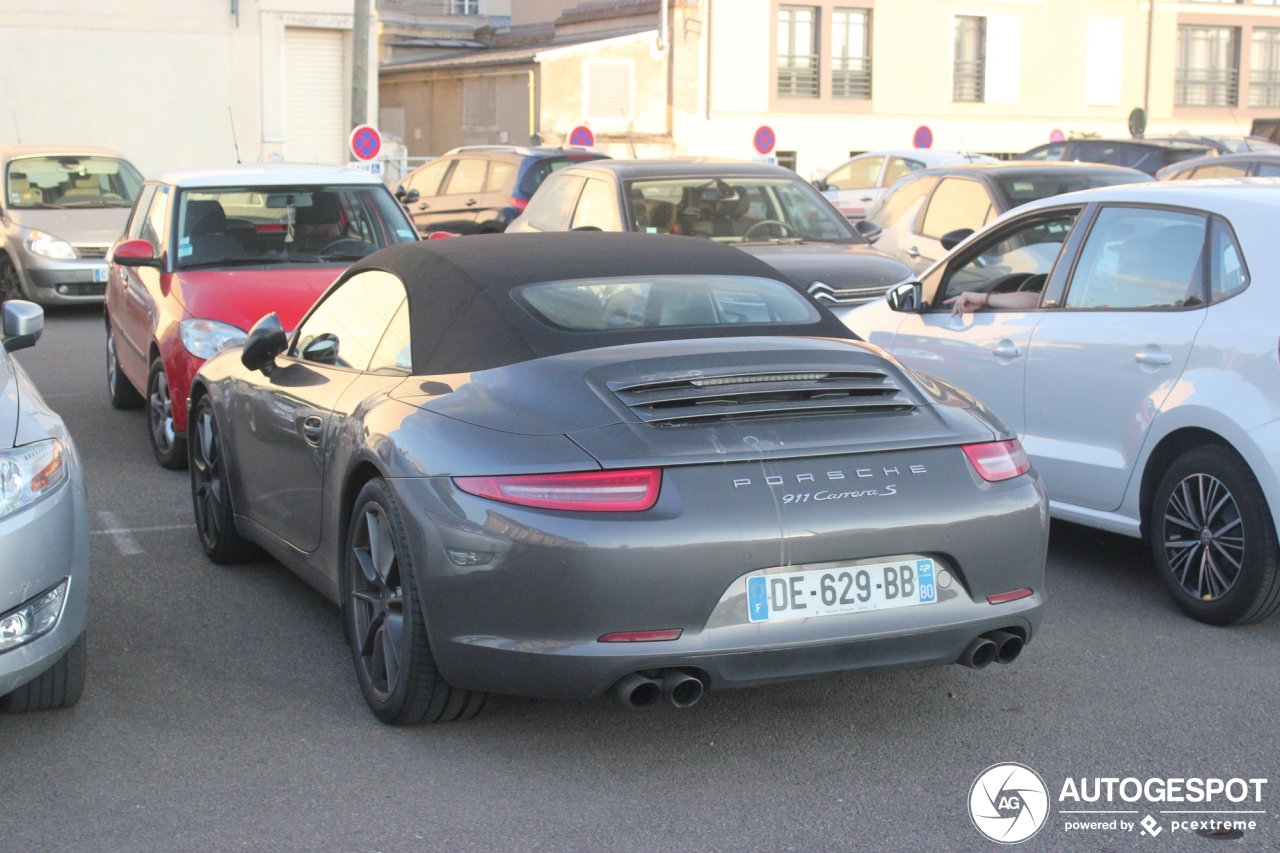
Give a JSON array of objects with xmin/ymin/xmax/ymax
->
[
  {"xmin": 1176, "ymin": 25, "xmax": 1240, "ymax": 106},
  {"xmin": 832, "ymin": 9, "xmax": 872, "ymax": 99},
  {"xmin": 953, "ymin": 17, "xmax": 986, "ymax": 102},
  {"xmin": 585, "ymin": 61, "xmax": 633, "ymax": 120},
  {"xmin": 778, "ymin": 6, "xmax": 820, "ymax": 98},
  {"xmin": 1251, "ymin": 28, "xmax": 1280, "ymax": 106},
  {"xmin": 451, "ymin": 0, "xmax": 480, "ymax": 14}
]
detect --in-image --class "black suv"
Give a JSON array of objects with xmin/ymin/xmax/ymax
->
[
  {"xmin": 1017, "ymin": 139, "xmax": 1213, "ymax": 176},
  {"xmin": 394, "ymin": 146, "xmax": 609, "ymax": 235}
]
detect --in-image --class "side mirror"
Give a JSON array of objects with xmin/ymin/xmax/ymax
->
[
  {"xmin": 1, "ymin": 300, "xmax": 43, "ymax": 352},
  {"xmin": 887, "ymin": 281, "xmax": 924, "ymax": 313},
  {"xmin": 404, "ymin": 188, "xmax": 420, "ymax": 204},
  {"xmin": 301, "ymin": 334, "xmax": 338, "ymax": 365},
  {"xmin": 940, "ymin": 228, "xmax": 975, "ymax": 252},
  {"xmin": 812, "ymin": 179, "xmax": 829, "ymax": 192},
  {"xmin": 854, "ymin": 219, "xmax": 882, "ymax": 244},
  {"xmin": 240, "ymin": 313, "xmax": 287, "ymax": 374},
  {"xmin": 111, "ymin": 238, "xmax": 161, "ymax": 267},
  {"xmin": 394, "ymin": 185, "xmax": 406, "ymax": 200}
]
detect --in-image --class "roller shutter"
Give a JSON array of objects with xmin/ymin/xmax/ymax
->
[{"xmin": 285, "ymin": 27, "xmax": 347, "ymax": 164}]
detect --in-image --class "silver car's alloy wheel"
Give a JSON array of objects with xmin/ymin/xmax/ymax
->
[
  {"xmin": 149, "ymin": 369, "xmax": 175, "ymax": 452},
  {"xmin": 351, "ymin": 505, "xmax": 405, "ymax": 702},
  {"xmin": 1163, "ymin": 473, "xmax": 1245, "ymax": 601},
  {"xmin": 191, "ymin": 410, "xmax": 224, "ymax": 548}
]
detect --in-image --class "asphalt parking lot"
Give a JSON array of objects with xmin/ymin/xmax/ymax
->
[{"xmin": 2, "ymin": 307, "xmax": 1277, "ymax": 853}]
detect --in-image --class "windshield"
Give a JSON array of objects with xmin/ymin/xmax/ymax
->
[
  {"xmin": 516, "ymin": 275, "xmax": 820, "ymax": 331},
  {"xmin": 7, "ymin": 155, "xmax": 143, "ymax": 209},
  {"xmin": 995, "ymin": 170, "xmax": 1152, "ymax": 208},
  {"xmin": 623, "ymin": 177, "xmax": 859, "ymax": 244},
  {"xmin": 175, "ymin": 185, "xmax": 416, "ymax": 268}
]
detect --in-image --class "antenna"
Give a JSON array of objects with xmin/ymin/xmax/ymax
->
[
  {"xmin": 957, "ymin": 132, "xmax": 972, "ymax": 160},
  {"xmin": 1227, "ymin": 106, "xmax": 1252, "ymax": 151},
  {"xmin": 11, "ymin": 112, "xmax": 20, "ymax": 144},
  {"xmin": 228, "ymin": 107, "xmax": 242, "ymax": 164}
]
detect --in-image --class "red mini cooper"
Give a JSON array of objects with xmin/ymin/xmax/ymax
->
[{"xmin": 105, "ymin": 165, "xmax": 417, "ymax": 468}]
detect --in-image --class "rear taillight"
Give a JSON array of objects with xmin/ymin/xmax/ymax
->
[
  {"xmin": 962, "ymin": 440, "xmax": 1031, "ymax": 482},
  {"xmin": 599, "ymin": 629, "xmax": 682, "ymax": 642},
  {"xmin": 453, "ymin": 468, "xmax": 661, "ymax": 512},
  {"xmin": 509, "ymin": 196, "xmax": 529, "ymax": 213},
  {"xmin": 987, "ymin": 588, "xmax": 1033, "ymax": 604}
]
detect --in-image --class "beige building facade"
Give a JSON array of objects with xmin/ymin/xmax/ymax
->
[{"xmin": 384, "ymin": 0, "xmax": 1280, "ymax": 179}]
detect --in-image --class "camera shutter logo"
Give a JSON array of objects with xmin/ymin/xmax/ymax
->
[{"xmin": 969, "ymin": 763, "xmax": 1050, "ymax": 844}]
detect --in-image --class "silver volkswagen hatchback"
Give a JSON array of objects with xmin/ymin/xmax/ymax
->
[{"xmin": 843, "ymin": 180, "xmax": 1280, "ymax": 626}]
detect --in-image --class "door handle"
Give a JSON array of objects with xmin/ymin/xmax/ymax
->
[
  {"xmin": 905, "ymin": 246, "xmax": 921, "ymax": 258},
  {"xmin": 465, "ymin": 199, "xmax": 478, "ymax": 206},
  {"xmin": 860, "ymin": 196, "xmax": 873, "ymax": 202},
  {"xmin": 1134, "ymin": 351, "xmax": 1173, "ymax": 365},
  {"xmin": 417, "ymin": 203, "xmax": 429, "ymax": 210},
  {"xmin": 301, "ymin": 416, "xmax": 324, "ymax": 446},
  {"xmin": 992, "ymin": 344, "xmax": 1023, "ymax": 359}
]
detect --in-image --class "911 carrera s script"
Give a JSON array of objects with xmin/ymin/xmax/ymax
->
[{"xmin": 782, "ymin": 486, "xmax": 897, "ymax": 503}]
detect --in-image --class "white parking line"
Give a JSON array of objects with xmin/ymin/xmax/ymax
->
[{"xmin": 94, "ymin": 511, "xmax": 193, "ymax": 555}]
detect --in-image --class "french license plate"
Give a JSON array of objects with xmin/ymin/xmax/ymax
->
[
  {"xmin": 747, "ymin": 559, "xmax": 937, "ymax": 623},
  {"xmin": 93, "ymin": 267, "xmax": 109, "ymax": 283}
]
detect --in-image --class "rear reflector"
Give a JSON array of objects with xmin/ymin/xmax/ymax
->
[
  {"xmin": 987, "ymin": 588, "xmax": 1033, "ymax": 605},
  {"xmin": 509, "ymin": 196, "xmax": 529, "ymax": 213},
  {"xmin": 962, "ymin": 440, "xmax": 1031, "ymax": 482},
  {"xmin": 453, "ymin": 468, "xmax": 662, "ymax": 512},
  {"xmin": 599, "ymin": 629, "xmax": 682, "ymax": 643}
]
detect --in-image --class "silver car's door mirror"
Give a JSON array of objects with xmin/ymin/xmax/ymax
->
[
  {"xmin": 240, "ymin": 313, "xmax": 287, "ymax": 374},
  {"xmin": 1, "ymin": 300, "xmax": 43, "ymax": 352},
  {"xmin": 940, "ymin": 228, "xmax": 975, "ymax": 251},
  {"xmin": 854, "ymin": 219, "xmax": 882, "ymax": 244},
  {"xmin": 886, "ymin": 281, "xmax": 924, "ymax": 313}
]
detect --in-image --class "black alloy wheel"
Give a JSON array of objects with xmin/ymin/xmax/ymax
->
[
  {"xmin": 345, "ymin": 478, "xmax": 491, "ymax": 725},
  {"xmin": 1152, "ymin": 445, "xmax": 1280, "ymax": 625},
  {"xmin": 105, "ymin": 327, "xmax": 143, "ymax": 409},
  {"xmin": 189, "ymin": 394, "xmax": 257, "ymax": 563},
  {"xmin": 0, "ymin": 257, "xmax": 22, "ymax": 303},
  {"xmin": 147, "ymin": 359, "xmax": 187, "ymax": 469}
]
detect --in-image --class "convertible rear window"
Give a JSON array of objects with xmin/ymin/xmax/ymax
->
[{"xmin": 515, "ymin": 275, "xmax": 820, "ymax": 331}]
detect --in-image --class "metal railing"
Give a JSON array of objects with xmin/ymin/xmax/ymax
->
[
  {"xmin": 778, "ymin": 54, "xmax": 820, "ymax": 98},
  {"xmin": 1250, "ymin": 70, "xmax": 1280, "ymax": 107},
  {"xmin": 952, "ymin": 59, "xmax": 984, "ymax": 102},
  {"xmin": 833, "ymin": 55, "xmax": 872, "ymax": 99},
  {"xmin": 1175, "ymin": 67, "xmax": 1240, "ymax": 107}
]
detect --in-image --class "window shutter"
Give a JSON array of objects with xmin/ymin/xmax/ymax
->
[{"xmin": 586, "ymin": 62, "xmax": 633, "ymax": 120}]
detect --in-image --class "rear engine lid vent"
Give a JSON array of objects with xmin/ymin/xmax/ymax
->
[{"xmin": 608, "ymin": 368, "xmax": 916, "ymax": 427}]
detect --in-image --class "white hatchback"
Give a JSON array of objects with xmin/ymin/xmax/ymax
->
[
  {"xmin": 815, "ymin": 150, "xmax": 994, "ymax": 220},
  {"xmin": 840, "ymin": 180, "xmax": 1280, "ymax": 626}
]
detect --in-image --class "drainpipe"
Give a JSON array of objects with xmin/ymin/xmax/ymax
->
[
  {"xmin": 1143, "ymin": 0, "xmax": 1155, "ymax": 115},
  {"xmin": 352, "ymin": 0, "xmax": 371, "ymax": 128},
  {"xmin": 658, "ymin": 0, "xmax": 669, "ymax": 51}
]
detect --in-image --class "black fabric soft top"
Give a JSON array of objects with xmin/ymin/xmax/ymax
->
[{"xmin": 341, "ymin": 232, "xmax": 858, "ymax": 375}]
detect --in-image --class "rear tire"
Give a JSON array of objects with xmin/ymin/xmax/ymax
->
[
  {"xmin": 106, "ymin": 326, "xmax": 144, "ymax": 409},
  {"xmin": 345, "ymin": 477, "xmax": 492, "ymax": 724},
  {"xmin": 189, "ymin": 394, "xmax": 260, "ymax": 563},
  {"xmin": 1150, "ymin": 445, "xmax": 1280, "ymax": 625},
  {"xmin": 148, "ymin": 358, "xmax": 187, "ymax": 470},
  {"xmin": 0, "ymin": 632, "xmax": 86, "ymax": 712}
]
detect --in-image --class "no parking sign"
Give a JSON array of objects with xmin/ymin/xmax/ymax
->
[
  {"xmin": 569, "ymin": 125, "xmax": 595, "ymax": 147},
  {"xmin": 754, "ymin": 126, "xmax": 776, "ymax": 155},
  {"xmin": 913, "ymin": 125, "xmax": 933, "ymax": 149},
  {"xmin": 349, "ymin": 125, "xmax": 382, "ymax": 162}
]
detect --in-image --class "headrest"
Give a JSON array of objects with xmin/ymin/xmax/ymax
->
[
  {"xmin": 186, "ymin": 200, "xmax": 227, "ymax": 235},
  {"xmin": 294, "ymin": 193, "xmax": 341, "ymax": 225},
  {"xmin": 8, "ymin": 173, "xmax": 28, "ymax": 192}
]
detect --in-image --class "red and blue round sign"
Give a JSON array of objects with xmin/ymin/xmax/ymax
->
[
  {"xmin": 1049, "ymin": 129, "xmax": 1065, "ymax": 143},
  {"xmin": 754, "ymin": 125, "xmax": 776, "ymax": 155},
  {"xmin": 349, "ymin": 125, "xmax": 382, "ymax": 161},
  {"xmin": 913, "ymin": 125, "xmax": 933, "ymax": 149},
  {"xmin": 569, "ymin": 125, "xmax": 595, "ymax": 147}
]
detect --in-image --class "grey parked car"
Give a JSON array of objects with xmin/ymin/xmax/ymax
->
[
  {"xmin": 0, "ymin": 301, "xmax": 89, "ymax": 711},
  {"xmin": 188, "ymin": 233, "xmax": 1047, "ymax": 725},
  {"xmin": 1, "ymin": 145, "xmax": 144, "ymax": 304}
]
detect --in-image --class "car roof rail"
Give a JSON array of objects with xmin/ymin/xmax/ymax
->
[{"xmin": 443, "ymin": 145, "xmax": 535, "ymax": 156}]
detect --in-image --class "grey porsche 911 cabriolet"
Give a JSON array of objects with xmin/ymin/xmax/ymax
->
[{"xmin": 187, "ymin": 232, "xmax": 1047, "ymax": 725}]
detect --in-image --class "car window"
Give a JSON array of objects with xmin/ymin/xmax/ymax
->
[
  {"xmin": 869, "ymin": 176, "xmax": 937, "ymax": 229},
  {"xmin": 1069, "ymin": 143, "xmax": 1145, "ymax": 168},
  {"xmin": 126, "ymin": 185, "xmax": 157, "ymax": 239},
  {"xmin": 570, "ymin": 178, "xmax": 621, "ymax": 231},
  {"xmin": 517, "ymin": 155, "xmax": 609, "ymax": 196},
  {"xmin": 884, "ymin": 157, "xmax": 926, "ymax": 184},
  {"xmin": 1208, "ymin": 219, "xmax": 1248, "ymax": 302},
  {"xmin": 485, "ymin": 161, "xmax": 517, "ymax": 193},
  {"xmin": 6, "ymin": 155, "xmax": 143, "ymax": 209},
  {"xmin": 1153, "ymin": 149, "xmax": 1212, "ymax": 170},
  {"xmin": 993, "ymin": 170, "xmax": 1152, "ymax": 207},
  {"xmin": 516, "ymin": 275, "xmax": 820, "ymax": 330},
  {"xmin": 920, "ymin": 178, "xmax": 992, "ymax": 239},
  {"xmin": 444, "ymin": 159, "xmax": 487, "ymax": 195},
  {"xmin": 1255, "ymin": 162, "xmax": 1280, "ymax": 177},
  {"xmin": 825, "ymin": 156, "xmax": 883, "ymax": 190},
  {"xmin": 1022, "ymin": 144, "xmax": 1066, "ymax": 162},
  {"xmin": 1190, "ymin": 163, "xmax": 1250, "ymax": 179},
  {"xmin": 140, "ymin": 186, "xmax": 170, "ymax": 254},
  {"xmin": 292, "ymin": 270, "xmax": 407, "ymax": 371},
  {"xmin": 939, "ymin": 214, "xmax": 1076, "ymax": 306},
  {"xmin": 367, "ymin": 298, "xmax": 412, "ymax": 374},
  {"xmin": 407, "ymin": 159, "xmax": 451, "ymax": 197},
  {"xmin": 527, "ymin": 174, "xmax": 586, "ymax": 231},
  {"xmin": 1064, "ymin": 207, "xmax": 1207, "ymax": 310}
]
